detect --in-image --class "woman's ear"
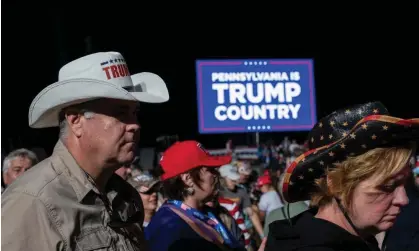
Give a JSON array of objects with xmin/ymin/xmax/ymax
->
[
  {"xmin": 326, "ymin": 173, "xmax": 343, "ymax": 201},
  {"xmin": 180, "ymin": 173, "xmax": 194, "ymax": 187},
  {"xmin": 326, "ymin": 174, "xmax": 333, "ymax": 188}
]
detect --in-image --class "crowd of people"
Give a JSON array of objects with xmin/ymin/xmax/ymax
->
[{"xmin": 1, "ymin": 51, "xmax": 419, "ymax": 251}]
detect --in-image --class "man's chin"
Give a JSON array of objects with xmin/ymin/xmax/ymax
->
[
  {"xmin": 118, "ymin": 153, "xmax": 135, "ymax": 165},
  {"xmin": 378, "ymin": 221, "xmax": 395, "ymax": 232}
]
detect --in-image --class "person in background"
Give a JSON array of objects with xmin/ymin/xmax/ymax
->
[
  {"xmin": 267, "ymin": 162, "xmax": 284, "ymax": 194},
  {"xmin": 219, "ymin": 164, "xmax": 265, "ymax": 247},
  {"xmin": 279, "ymin": 136, "xmax": 291, "ymax": 156},
  {"xmin": 145, "ymin": 140, "xmax": 245, "ymax": 251},
  {"xmin": 237, "ymin": 160, "xmax": 253, "ymax": 190},
  {"xmin": 266, "ymin": 101, "xmax": 418, "ymax": 251},
  {"xmin": 288, "ymin": 139, "xmax": 299, "ymax": 155},
  {"xmin": 2, "ymin": 52, "xmax": 169, "ymax": 251},
  {"xmin": 1, "ymin": 148, "xmax": 38, "ymax": 192},
  {"xmin": 263, "ymin": 174, "xmax": 309, "ymax": 236},
  {"xmin": 256, "ymin": 175, "xmax": 284, "ymax": 221},
  {"xmin": 226, "ymin": 139, "xmax": 234, "ymax": 154},
  {"xmin": 128, "ymin": 173, "xmax": 160, "ymax": 228},
  {"xmin": 206, "ymin": 196, "xmax": 246, "ymax": 248}
]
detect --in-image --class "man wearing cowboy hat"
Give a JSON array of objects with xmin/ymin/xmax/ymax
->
[{"xmin": 1, "ymin": 51, "xmax": 169, "ymax": 250}]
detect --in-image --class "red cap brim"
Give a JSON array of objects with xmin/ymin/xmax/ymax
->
[{"xmin": 201, "ymin": 155, "xmax": 232, "ymax": 167}]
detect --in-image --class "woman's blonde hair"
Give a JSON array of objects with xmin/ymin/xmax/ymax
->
[{"xmin": 311, "ymin": 144, "xmax": 415, "ymax": 209}]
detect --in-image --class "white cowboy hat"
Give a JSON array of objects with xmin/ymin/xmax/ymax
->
[
  {"xmin": 219, "ymin": 164, "xmax": 240, "ymax": 181},
  {"xmin": 28, "ymin": 51, "xmax": 169, "ymax": 128}
]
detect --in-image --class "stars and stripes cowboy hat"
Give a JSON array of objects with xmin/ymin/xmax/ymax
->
[{"xmin": 282, "ymin": 101, "xmax": 419, "ymax": 203}]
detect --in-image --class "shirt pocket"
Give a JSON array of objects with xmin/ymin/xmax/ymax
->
[{"xmin": 75, "ymin": 227, "xmax": 115, "ymax": 251}]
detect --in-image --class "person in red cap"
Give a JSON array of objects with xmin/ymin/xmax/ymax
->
[
  {"xmin": 256, "ymin": 175, "xmax": 284, "ymax": 221},
  {"xmin": 144, "ymin": 140, "xmax": 247, "ymax": 251}
]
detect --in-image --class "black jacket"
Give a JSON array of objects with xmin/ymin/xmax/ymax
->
[{"xmin": 265, "ymin": 209, "xmax": 380, "ymax": 251}]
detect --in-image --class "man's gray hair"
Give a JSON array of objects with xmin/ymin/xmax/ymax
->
[
  {"xmin": 59, "ymin": 109, "xmax": 95, "ymax": 141},
  {"xmin": 3, "ymin": 148, "xmax": 38, "ymax": 173}
]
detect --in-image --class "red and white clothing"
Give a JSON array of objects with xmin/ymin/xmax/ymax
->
[{"xmin": 218, "ymin": 197, "xmax": 251, "ymax": 248}]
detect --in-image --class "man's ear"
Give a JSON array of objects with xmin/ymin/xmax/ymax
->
[
  {"xmin": 65, "ymin": 113, "xmax": 83, "ymax": 137},
  {"xmin": 180, "ymin": 173, "xmax": 194, "ymax": 187}
]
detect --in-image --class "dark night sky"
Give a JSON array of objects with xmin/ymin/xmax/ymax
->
[{"xmin": 2, "ymin": 4, "xmax": 418, "ymax": 154}]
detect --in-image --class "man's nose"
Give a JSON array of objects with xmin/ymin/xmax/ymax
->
[{"xmin": 127, "ymin": 122, "xmax": 141, "ymax": 132}]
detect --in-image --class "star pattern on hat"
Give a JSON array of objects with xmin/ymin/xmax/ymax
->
[{"xmin": 283, "ymin": 101, "xmax": 419, "ymax": 203}]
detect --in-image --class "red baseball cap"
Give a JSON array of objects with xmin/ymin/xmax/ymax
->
[
  {"xmin": 256, "ymin": 175, "xmax": 272, "ymax": 187},
  {"xmin": 160, "ymin": 140, "xmax": 232, "ymax": 181}
]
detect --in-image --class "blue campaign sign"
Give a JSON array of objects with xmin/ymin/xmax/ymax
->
[{"xmin": 195, "ymin": 59, "xmax": 317, "ymax": 134}]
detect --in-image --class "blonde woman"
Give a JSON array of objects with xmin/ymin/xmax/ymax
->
[{"xmin": 266, "ymin": 102, "xmax": 418, "ymax": 251}]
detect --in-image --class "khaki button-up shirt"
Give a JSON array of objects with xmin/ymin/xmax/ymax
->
[{"xmin": 1, "ymin": 141, "xmax": 147, "ymax": 251}]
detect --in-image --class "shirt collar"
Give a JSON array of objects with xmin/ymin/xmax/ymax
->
[{"xmin": 52, "ymin": 140, "xmax": 96, "ymax": 202}]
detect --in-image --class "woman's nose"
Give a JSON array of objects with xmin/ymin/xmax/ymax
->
[{"xmin": 394, "ymin": 186, "xmax": 409, "ymax": 207}]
